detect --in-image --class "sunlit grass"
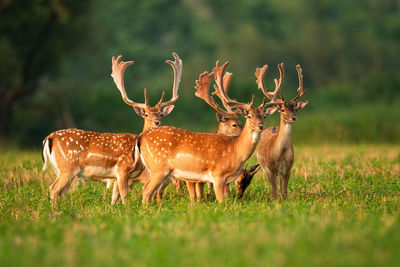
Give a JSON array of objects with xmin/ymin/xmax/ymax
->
[{"xmin": 0, "ymin": 145, "xmax": 399, "ymax": 266}]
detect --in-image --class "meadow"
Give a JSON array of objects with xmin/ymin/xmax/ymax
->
[{"xmin": 0, "ymin": 144, "xmax": 399, "ymax": 266}]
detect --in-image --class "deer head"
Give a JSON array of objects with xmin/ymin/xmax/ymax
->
[
  {"xmin": 111, "ymin": 52, "xmax": 182, "ymax": 130},
  {"xmin": 263, "ymin": 64, "xmax": 308, "ymax": 123},
  {"xmin": 194, "ymin": 63, "xmax": 243, "ymax": 136},
  {"xmin": 211, "ymin": 61, "xmax": 280, "ymax": 132},
  {"xmin": 235, "ymin": 164, "xmax": 260, "ymax": 199}
]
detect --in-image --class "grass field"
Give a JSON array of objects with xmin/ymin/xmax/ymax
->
[{"xmin": 0, "ymin": 144, "xmax": 399, "ymax": 266}]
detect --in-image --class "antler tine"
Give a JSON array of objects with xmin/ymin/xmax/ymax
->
[
  {"xmin": 212, "ymin": 61, "xmax": 241, "ymax": 106},
  {"xmin": 291, "ymin": 64, "xmax": 308, "ymax": 102},
  {"xmin": 264, "ymin": 63, "xmax": 285, "ymax": 107},
  {"xmin": 212, "ymin": 72, "xmax": 235, "ymax": 113},
  {"xmin": 213, "ymin": 61, "xmax": 229, "ymax": 95},
  {"xmin": 111, "ymin": 55, "xmax": 147, "ymax": 109},
  {"xmin": 143, "ymin": 88, "xmax": 150, "ymax": 107},
  {"xmin": 160, "ymin": 52, "xmax": 182, "ymax": 108},
  {"xmin": 195, "ymin": 71, "xmax": 233, "ymax": 117},
  {"xmin": 256, "ymin": 65, "xmax": 270, "ymax": 98},
  {"xmin": 222, "ymin": 72, "xmax": 232, "ymax": 94},
  {"xmin": 156, "ymin": 91, "xmax": 165, "ymax": 106}
]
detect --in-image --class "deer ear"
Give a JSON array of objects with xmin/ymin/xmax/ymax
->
[
  {"xmin": 265, "ymin": 106, "xmax": 279, "ymax": 116},
  {"xmin": 216, "ymin": 113, "xmax": 227, "ymax": 123},
  {"xmin": 133, "ymin": 107, "xmax": 146, "ymax": 117},
  {"xmin": 161, "ymin": 105, "xmax": 174, "ymax": 116},
  {"xmin": 296, "ymin": 101, "xmax": 308, "ymax": 111}
]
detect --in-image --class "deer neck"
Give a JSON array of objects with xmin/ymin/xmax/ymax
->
[
  {"xmin": 233, "ymin": 120, "xmax": 261, "ymax": 163},
  {"xmin": 276, "ymin": 116, "xmax": 292, "ymax": 151},
  {"xmin": 215, "ymin": 124, "xmax": 223, "ymax": 134},
  {"xmin": 142, "ymin": 121, "xmax": 153, "ymax": 132}
]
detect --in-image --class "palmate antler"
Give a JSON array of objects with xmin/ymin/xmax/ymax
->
[
  {"xmin": 111, "ymin": 56, "xmax": 149, "ymax": 109},
  {"xmin": 194, "ymin": 71, "xmax": 237, "ymax": 118},
  {"xmin": 211, "ymin": 61, "xmax": 238, "ymax": 114},
  {"xmin": 211, "ymin": 61, "xmax": 247, "ymax": 107}
]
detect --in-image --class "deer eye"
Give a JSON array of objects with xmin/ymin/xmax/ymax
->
[
  {"xmin": 232, "ymin": 123, "xmax": 237, "ymax": 128},
  {"xmin": 247, "ymin": 115, "xmax": 252, "ymax": 119},
  {"xmin": 144, "ymin": 113, "xmax": 149, "ymax": 117},
  {"xmin": 160, "ymin": 113, "xmax": 164, "ymax": 117}
]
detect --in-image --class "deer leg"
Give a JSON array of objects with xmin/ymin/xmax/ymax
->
[
  {"xmin": 186, "ymin": 181, "xmax": 196, "ymax": 201},
  {"xmin": 111, "ymin": 181, "xmax": 120, "ymax": 205},
  {"xmin": 49, "ymin": 171, "xmax": 76, "ymax": 199},
  {"xmin": 208, "ymin": 182, "xmax": 213, "ymax": 196},
  {"xmin": 267, "ymin": 171, "xmax": 279, "ymax": 200},
  {"xmin": 156, "ymin": 178, "xmax": 171, "ymax": 202},
  {"xmin": 156, "ymin": 190, "xmax": 163, "ymax": 202},
  {"xmin": 213, "ymin": 179, "xmax": 225, "ymax": 203},
  {"xmin": 223, "ymin": 184, "xmax": 230, "ymax": 197},
  {"xmin": 151, "ymin": 178, "xmax": 169, "ymax": 203},
  {"xmin": 281, "ymin": 171, "xmax": 291, "ymax": 199},
  {"xmin": 172, "ymin": 179, "xmax": 182, "ymax": 191},
  {"xmin": 177, "ymin": 180, "xmax": 183, "ymax": 190},
  {"xmin": 106, "ymin": 179, "xmax": 114, "ymax": 190},
  {"xmin": 196, "ymin": 182, "xmax": 205, "ymax": 202},
  {"xmin": 142, "ymin": 172, "xmax": 168, "ymax": 204},
  {"xmin": 59, "ymin": 177, "xmax": 75, "ymax": 198},
  {"xmin": 116, "ymin": 171, "xmax": 129, "ymax": 205}
]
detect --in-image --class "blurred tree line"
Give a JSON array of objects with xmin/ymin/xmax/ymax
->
[{"xmin": 1, "ymin": 0, "xmax": 399, "ymax": 147}]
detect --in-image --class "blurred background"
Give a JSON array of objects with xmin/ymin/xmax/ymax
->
[{"xmin": 1, "ymin": 0, "xmax": 399, "ymax": 148}]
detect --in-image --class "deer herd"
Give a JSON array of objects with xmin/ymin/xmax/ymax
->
[{"xmin": 42, "ymin": 52, "xmax": 308, "ymax": 205}]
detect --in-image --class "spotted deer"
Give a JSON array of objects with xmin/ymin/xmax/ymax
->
[
  {"xmin": 106, "ymin": 52, "xmax": 182, "ymax": 199},
  {"xmin": 256, "ymin": 64, "xmax": 308, "ymax": 200},
  {"xmin": 42, "ymin": 53, "xmax": 182, "ymax": 204},
  {"xmin": 186, "ymin": 63, "xmax": 243, "ymax": 201},
  {"xmin": 138, "ymin": 60, "xmax": 282, "ymax": 204}
]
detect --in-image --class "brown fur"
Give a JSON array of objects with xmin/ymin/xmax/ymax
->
[
  {"xmin": 256, "ymin": 65, "xmax": 308, "ymax": 200},
  {"xmin": 235, "ymin": 164, "xmax": 260, "ymax": 198},
  {"xmin": 42, "ymin": 129, "xmax": 144, "ymax": 203},
  {"xmin": 139, "ymin": 104, "xmax": 267, "ymax": 204},
  {"xmin": 42, "ymin": 53, "xmax": 182, "ymax": 204}
]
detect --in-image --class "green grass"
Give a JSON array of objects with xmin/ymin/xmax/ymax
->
[{"xmin": 0, "ymin": 145, "xmax": 399, "ymax": 266}]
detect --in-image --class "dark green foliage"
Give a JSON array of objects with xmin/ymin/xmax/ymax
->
[
  {"xmin": 0, "ymin": 0, "xmax": 91, "ymax": 135},
  {"xmin": 1, "ymin": 0, "xmax": 400, "ymax": 146}
]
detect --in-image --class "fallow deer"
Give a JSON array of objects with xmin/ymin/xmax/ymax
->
[
  {"xmin": 42, "ymin": 53, "xmax": 182, "ymax": 204},
  {"xmin": 138, "ymin": 60, "xmax": 282, "ymax": 204},
  {"xmin": 256, "ymin": 64, "xmax": 308, "ymax": 200},
  {"xmin": 107, "ymin": 52, "xmax": 182, "ymax": 200},
  {"xmin": 185, "ymin": 65, "xmax": 243, "ymax": 201}
]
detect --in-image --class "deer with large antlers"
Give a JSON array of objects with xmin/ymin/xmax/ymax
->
[
  {"xmin": 256, "ymin": 64, "xmax": 308, "ymax": 200},
  {"xmin": 185, "ymin": 65, "xmax": 244, "ymax": 201},
  {"xmin": 106, "ymin": 53, "xmax": 182, "ymax": 200},
  {"xmin": 42, "ymin": 53, "xmax": 182, "ymax": 204},
  {"xmin": 137, "ymin": 60, "xmax": 281, "ymax": 204}
]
